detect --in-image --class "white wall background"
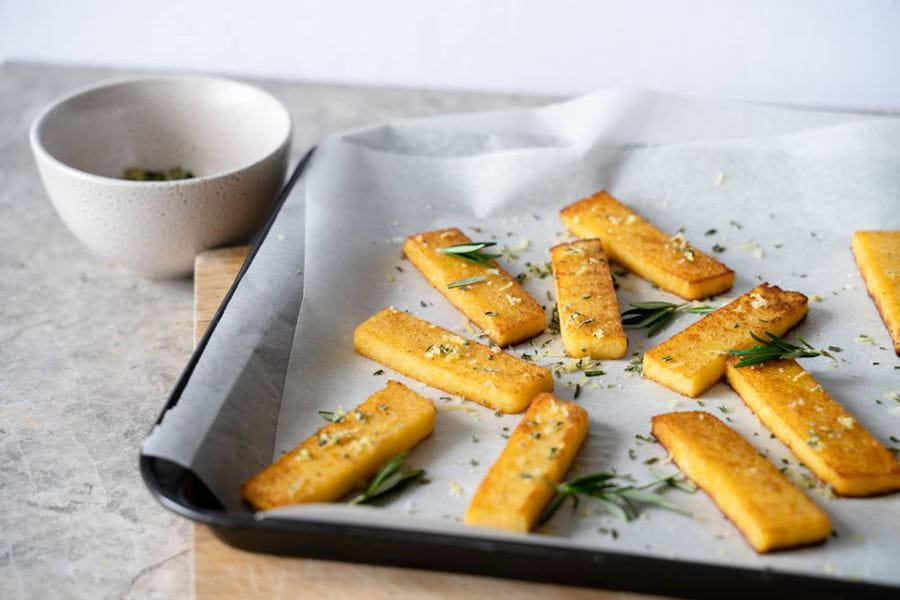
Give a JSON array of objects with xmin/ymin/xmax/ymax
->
[{"xmin": 2, "ymin": 0, "xmax": 898, "ymax": 111}]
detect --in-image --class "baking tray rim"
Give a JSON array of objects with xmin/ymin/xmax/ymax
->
[{"xmin": 138, "ymin": 146, "xmax": 898, "ymax": 599}]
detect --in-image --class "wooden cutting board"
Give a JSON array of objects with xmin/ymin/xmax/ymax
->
[{"xmin": 192, "ymin": 246, "xmax": 658, "ymax": 600}]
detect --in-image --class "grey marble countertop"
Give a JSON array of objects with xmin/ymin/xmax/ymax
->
[{"xmin": 0, "ymin": 61, "xmax": 551, "ymax": 599}]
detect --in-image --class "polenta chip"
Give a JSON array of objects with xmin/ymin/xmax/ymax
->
[
  {"xmin": 465, "ymin": 393, "xmax": 589, "ymax": 532},
  {"xmin": 550, "ymin": 239, "xmax": 627, "ymax": 359},
  {"xmin": 354, "ymin": 307, "xmax": 553, "ymax": 413},
  {"xmin": 643, "ymin": 283, "xmax": 808, "ymax": 397},
  {"xmin": 404, "ymin": 229, "xmax": 545, "ymax": 346},
  {"xmin": 560, "ymin": 191, "xmax": 734, "ymax": 300},
  {"xmin": 852, "ymin": 230, "xmax": 900, "ymax": 355},
  {"xmin": 726, "ymin": 357, "xmax": 900, "ymax": 496},
  {"xmin": 652, "ymin": 411, "xmax": 831, "ymax": 553},
  {"xmin": 241, "ymin": 380, "xmax": 435, "ymax": 511}
]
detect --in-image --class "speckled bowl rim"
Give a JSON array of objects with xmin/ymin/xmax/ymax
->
[{"xmin": 29, "ymin": 74, "xmax": 293, "ymax": 188}]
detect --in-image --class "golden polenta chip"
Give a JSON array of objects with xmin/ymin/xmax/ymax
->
[
  {"xmin": 404, "ymin": 228, "xmax": 545, "ymax": 346},
  {"xmin": 560, "ymin": 191, "xmax": 734, "ymax": 300},
  {"xmin": 241, "ymin": 381, "xmax": 435, "ymax": 511},
  {"xmin": 852, "ymin": 230, "xmax": 900, "ymax": 355},
  {"xmin": 643, "ymin": 283, "xmax": 808, "ymax": 397},
  {"xmin": 354, "ymin": 307, "xmax": 552, "ymax": 413},
  {"xmin": 465, "ymin": 393, "xmax": 589, "ymax": 532},
  {"xmin": 726, "ymin": 357, "xmax": 900, "ymax": 496},
  {"xmin": 652, "ymin": 411, "xmax": 831, "ymax": 553},
  {"xmin": 550, "ymin": 239, "xmax": 627, "ymax": 359}
]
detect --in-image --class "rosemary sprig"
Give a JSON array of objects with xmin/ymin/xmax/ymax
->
[
  {"xmin": 728, "ymin": 332, "xmax": 833, "ymax": 368},
  {"xmin": 439, "ymin": 241, "xmax": 500, "ymax": 265},
  {"xmin": 537, "ymin": 471, "xmax": 690, "ymax": 527},
  {"xmin": 447, "ymin": 275, "xmax": 487, "ymax": 289},
  {"xmin": 621, "ymin": 301, "xmax": 714, "ymax": 336},
  {"xmin": 349, "ymin": 451, "xmax": 426, "ymax": 505}
]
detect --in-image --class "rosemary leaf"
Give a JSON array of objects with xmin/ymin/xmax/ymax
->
[
  {"xmin": 318, "ymin": 410, "xmax": 344, "ymax": 423},
  {"xmin": 621, "ymin": 301, "xmax": 714, "ymax": 337},
  {"xmin": 536, "ymin": 471, "xmax": 690, "ymax": 527},
  {"xmin": 439, "ymin": 241, "xmax": 500, "ymax": 265},
  {"xmin": 349, "ymin": 451, "xmax": 426, "ymax": 505},
  {"xmin": 594, "ymin": 497, "xmax": 631, "ymax": 521},
  {"xmin": 728, "ymin": 332, "xmax": 831, "ymax": 368},
  {"xmin": 447, "ymin": 275, "xmax": 487, "ymax": 289}
]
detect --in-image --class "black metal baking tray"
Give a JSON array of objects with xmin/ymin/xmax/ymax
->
[{"xmin": 140, "ymin": 149, "xmax": 896, "ymax": 600}]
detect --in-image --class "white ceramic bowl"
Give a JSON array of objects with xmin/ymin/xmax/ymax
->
[{"xmin": 30, "ymin": 76, "xmax": 292, "ymax": 277}]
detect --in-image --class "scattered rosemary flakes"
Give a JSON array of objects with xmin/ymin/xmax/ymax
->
[
  {"xmin": 548, "ymin": 306, "xmax": 561, "ymax": 334},
  {"xmin": 525, "ymin": 261, "xmax": 552, "ymax": 279},
  {"xmin": 711, "ymin": 244, "xmax": 726, "ymax": 253},
  {"xmin": 704, "ymin": 228, "xmax": 717, "ymax": 236},
  {"xmin": 855, "ymin": 334, "xmax": 874, "ymax": 344},
  {"xmin": 372, "ymin": 369, "xmax": 385, "ymax": 376},
  {"xmin": 598, "ymin": 527, "xmax": 619, "ymax": 539},
  {"xmin": 624, "ymin": 354, "xmax": 643, "ymax": 376}
]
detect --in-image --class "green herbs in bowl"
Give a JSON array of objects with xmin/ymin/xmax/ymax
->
[{"xmin": 123, "ymin": 167, "xmax": 195, "ymax": 181}]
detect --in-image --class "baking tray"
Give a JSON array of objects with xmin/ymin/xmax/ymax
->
[{"xmin": 140, "ymin": 144, "xmax": 898, "ymax": 599}]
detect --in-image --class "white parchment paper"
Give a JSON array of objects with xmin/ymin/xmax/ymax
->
[{"xmin": 144, "ymin": 89, "xmax": 900, "ymax": 587}]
